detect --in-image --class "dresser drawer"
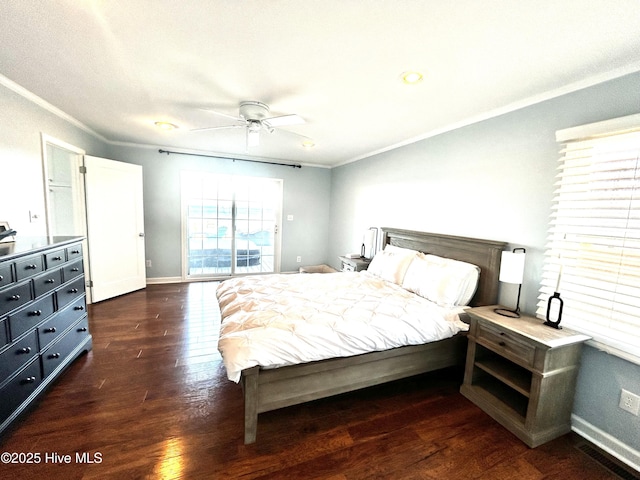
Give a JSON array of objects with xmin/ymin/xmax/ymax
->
[
  {"xmin": 33, "ymin": 269, "xmax": 63, "ymax": 298},
  {"xmin": 0, "ymin": 331, "xmax": 39, "ymax": 384},
  {"xmin": 0, "ymin": 263, "xmax": 13, "ymax": 289},
  {"xmin": 62, "ymin": 259, "xmax": 84, "ymax": 282},
  {"xmin": 0, "ymin": 281, "xmax": 32, "ymax": 317},
  {"xmin": 44, "ymin": 249, "xmax": 66, "ymax": 269},
  {"xmin": 41, "ymin": 316, "xmax": 90, "ymax": 378},
  {"xmin": 476, "ymin": 320, "xmax": 535, "ymax": 367},
  {"xmin": 15, "ymin": 254, "xmax": 44, "ymax": 281},
  {"xmin": 66, "ymin": 244, "xmax": 83, "ymax": 261},
  {"xmin": 56, "ymin": 277, "xmax": 86, "ymax": 309},
  {"xmin": 0, "ymin": 318, "xmax": 8, "ymax": 348},
  {"xmin": 8, "ymin": 295, "xmax": 55, "ymax": 341},
  {"xmin": 0, "ymin": 359, "xmax": 41, "ymax": 424},
  {"xmin": 38, "ymin": 296, "xmax": 86, "ymax": 350}
]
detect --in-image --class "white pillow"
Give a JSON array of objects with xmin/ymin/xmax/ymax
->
[
  {"xmin": 402, "ymin": 254, "xmax": 480, "ymax": 307},
  {"xmin": 367, "ymin": 245, "xmax": 419, "ymax": 284}
]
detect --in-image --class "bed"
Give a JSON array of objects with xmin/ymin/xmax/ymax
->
[{"xmin": 217, "ymin": 228, "xmax": 506, "ymax": 443}]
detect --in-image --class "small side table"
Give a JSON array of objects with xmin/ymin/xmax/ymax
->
[
  {"xmin": 338, "ymin": 256, "xmax": 371, "ymax": 272},
  {"xmin": 460, "ymin": 305, "xmax": 590, "ymax": 447}
]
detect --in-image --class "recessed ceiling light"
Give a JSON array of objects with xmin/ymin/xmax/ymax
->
[
  {"xmin": 302, "ymin": 140, "xmax": 315, "ymax": 149},
  {"xmin": 154, "ymin": 121, "xmax": 178, "ymax": 130},
  {"xmin": 401, "ymin": 71, "xmax": 423, "ymax": 84}
]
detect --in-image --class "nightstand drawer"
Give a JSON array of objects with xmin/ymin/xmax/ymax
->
[{"xmin": 476, "ymin": 320, "xmax": 535, "ymax": 367}]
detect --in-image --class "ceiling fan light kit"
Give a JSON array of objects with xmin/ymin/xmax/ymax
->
[{"xmin": 192, "ymin": 100, "xmax": 308, "ymax": 149}]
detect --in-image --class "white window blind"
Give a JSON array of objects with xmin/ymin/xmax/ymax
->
[{"xmin": 536, "ymin": 120, "xmax": 640, "ymax": 363}]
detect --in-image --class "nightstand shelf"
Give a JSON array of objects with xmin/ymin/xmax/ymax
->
[
  {"xmin": 474, "ymin": 350, "xmax": 532, "ymax": 397},
  {"xmin": 460, "ymin": 305, "xmax": 590, "ymax": 448}
]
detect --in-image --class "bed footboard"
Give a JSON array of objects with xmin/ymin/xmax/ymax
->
[{"xmin": 240, "ymin": 334, "xmax": 467, "ymax": 444}]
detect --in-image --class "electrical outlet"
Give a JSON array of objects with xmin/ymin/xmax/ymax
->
[
  {"xmin": 145, "ymin": 260, "xmax": 152, "ymax": 268},
  {"xmin": 619, "ymin": 389, "xmax": 640, "ymax": 415},
  {"xmin": 296, "ymin": 256, "xmax": 301, "ymax": 263}
]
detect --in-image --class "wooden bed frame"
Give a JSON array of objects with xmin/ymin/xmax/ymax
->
[{"xmin": 239, "ymin": 228, "xmax": 507, "ymax": 443}]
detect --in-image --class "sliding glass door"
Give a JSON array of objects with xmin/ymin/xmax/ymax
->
[{"xmin": 182, "ymin": 172, "xmax": 282, "ymax": 279}]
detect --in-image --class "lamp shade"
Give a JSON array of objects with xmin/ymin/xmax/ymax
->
[{"xmin": 499, "ymin": 250, "xmax": 526, "ymax": 284}]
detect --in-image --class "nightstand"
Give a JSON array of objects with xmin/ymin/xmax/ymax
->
[
  {"xmin": 460, "ymin": 305, "xmax": 590, "ymax": 447},
  {"xmin": 338, "ymin": 256, "xmax": 371, "ymax": 272}
]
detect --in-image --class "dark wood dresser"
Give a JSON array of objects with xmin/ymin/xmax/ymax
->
[{"xmin": 0, "ymin": 236, "xmax": 92, "ymax": 436}]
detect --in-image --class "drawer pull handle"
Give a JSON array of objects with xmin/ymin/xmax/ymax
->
[
  {"xmin": 498, "ymin": 341, "xmax": 506, "ymax": 347},
  {"xmin": 78, "ymin": 327, "xmax": 88, "ymax": 332},
  {"xmin": 71, "ymin": 268, "xmax": 79, "ymax": 272},
  {"xmin": 30, "ymin": 310, "xmax": 42, "ymax": 316},
  {"xmin": 0, "ymin": 275, "xmax": 3, "ymax": 281},
  {"xmin": 44, "ymin": 327, "xmax": 57, "ymax": 333},
  {"xmin": 69, "ymin": 288, "xmax": 79, "ymax": 293},
  {"xmin": 22, "ymin": 376, "xmax": 37, "ymax": 384},
  {"xmin": 10, "ymin": 294, "xmax": 21, "ymax": 301},
  {"xmin": 53, "ymin": 256, "xmax": 62, "ymax": 261},
  {"xmin": 48, "ymin": 353, "xmax": 61, "ymax": 359},
  {"xmin": 18, "ymin": 347, "xmax": 32, "ymax": 354},
  {"xmin": 45, "ymin": 278, "xmax": 56, "ymax": 284},
  {"xmin": 71, "ymin": 250, "xmax": 80, "ymax": 254},
  {"xmin": 26, "ymin": 264, "xmax": 37, "ymax": 270},
  {"xmin": 74, "ymin": 305, "xmax": 85, "ymax": 311}
]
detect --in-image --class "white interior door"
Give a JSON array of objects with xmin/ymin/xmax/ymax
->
[{"xmin": 84, "ymin": 155, "xmax": 146, "ymax": 302}]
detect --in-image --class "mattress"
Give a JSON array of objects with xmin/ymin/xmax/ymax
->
[{"xmin": 216, "ymin": 271, "xmax": 469, "ymax": 382}]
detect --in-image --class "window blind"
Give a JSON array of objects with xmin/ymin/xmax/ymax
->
[{"xmin": 536, "ymin": 125, "xmax": 640, "ymax": 363}]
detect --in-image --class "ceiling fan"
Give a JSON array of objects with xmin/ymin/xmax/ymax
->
[{"xmin": 191, "ymin": 101, "xmax": 305, "ymax": 148}]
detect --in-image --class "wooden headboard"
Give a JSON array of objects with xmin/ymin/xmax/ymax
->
[{"xmin": 381, "ymin": 228, "xmax": 507, "ymax": 307}]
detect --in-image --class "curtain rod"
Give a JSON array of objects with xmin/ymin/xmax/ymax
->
[{"xmin": 158, "ymin": 149, "xmax": 302, "ymax": 168}]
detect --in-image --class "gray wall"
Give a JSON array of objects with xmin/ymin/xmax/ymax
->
[
  {"xmin": 329, "ymin": 71, "xmax": 640, "ymax": 463},
  {"xmin": 106, "ymin": 145, "xmax": 332, "ymax": 277},
  {"xmin": 0, "ymin": 83, "xmax": 110, "ymax": 235}
]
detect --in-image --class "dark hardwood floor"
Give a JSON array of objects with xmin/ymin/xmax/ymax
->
[{"xmin": 0, "ymin": 282, "xmax": 623, "ymax": 479}]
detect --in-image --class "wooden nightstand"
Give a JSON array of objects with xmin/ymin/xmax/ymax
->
[
  {"xmin": 460, "ymin": 305, "xmax": 590, "ymax": 448},
  {"xmin": 338, "ymin": 256, "xmax": 371, "ymax": 272}
]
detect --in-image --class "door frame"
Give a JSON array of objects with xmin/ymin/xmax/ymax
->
[{"xmin": 40, "ymin": 134, "xmax": 93, "ymax": 304}]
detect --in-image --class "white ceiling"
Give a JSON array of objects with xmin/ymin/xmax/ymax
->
[{"xmin": 1, "ymin": 1, "xmax": 640, "ymax": 168}]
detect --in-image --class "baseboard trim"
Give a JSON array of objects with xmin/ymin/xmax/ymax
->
[
  {"xmin": 146, "ymin": 276, "xmax": 183, "ymax": 285},
  {"xmin": 572, "ymin": 414, "xmax": 640, "ymax": 474}
]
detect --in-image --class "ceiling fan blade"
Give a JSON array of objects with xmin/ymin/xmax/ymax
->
[
  {"xmin": 198, "ymin": 108, "xmax": 243, "ymax": 122},
  {"xmin": 263, "ymin": 114, "xmax": 305, "ymax": 128},
  {"xmin": 190, "ymin": 124, "xmax": 245, "ymax": 132}
]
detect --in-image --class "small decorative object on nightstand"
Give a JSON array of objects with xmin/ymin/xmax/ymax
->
[
  {"xmin": 460, "ymin": 305, "xmax": 590, "ymax": 448},
  {"xmin": 545, "ymin": 259, "xmax": 564, "ymax": 329},
  {"xmin": 338, "ymin": 255, "xmax": 371, "ymax": 272}
]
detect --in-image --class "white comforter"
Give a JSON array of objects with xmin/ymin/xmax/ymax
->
[{"xmin": 216, "ymin": 272, "xmax": 469, "ymax": 382}]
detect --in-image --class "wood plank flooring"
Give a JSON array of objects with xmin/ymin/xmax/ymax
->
[{"xmin": 0, "ymin": 282, "xmax": 623, "ymax": 479}]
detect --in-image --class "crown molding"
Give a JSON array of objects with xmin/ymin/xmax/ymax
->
[{"xmin": 0, "ymin": 73, "xmax": 108, "ymax": 142}]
